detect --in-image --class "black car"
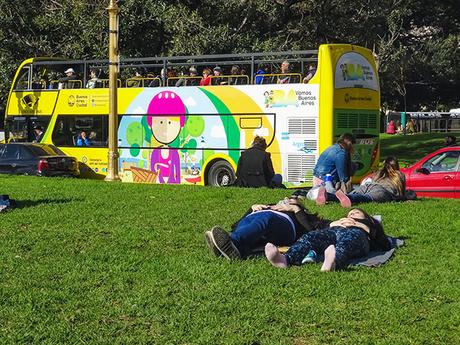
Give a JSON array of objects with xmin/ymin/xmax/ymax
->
[{"xmin": 0, "ymin": 143, "xmax": 79, "ymax": 177}]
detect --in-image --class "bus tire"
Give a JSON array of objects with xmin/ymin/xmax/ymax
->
[{"xmin": 207, "ymin": 160, "xmax": 235, "ymax": 187}]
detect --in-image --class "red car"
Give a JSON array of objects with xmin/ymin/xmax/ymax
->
[{"xmin": 400, "ymin": 146, "xmax": 460, "ymax": 198}]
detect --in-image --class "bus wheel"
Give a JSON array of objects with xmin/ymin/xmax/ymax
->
[{"xmin": 207, "ymin": 160, "xmax": 235, "ymax": 186}]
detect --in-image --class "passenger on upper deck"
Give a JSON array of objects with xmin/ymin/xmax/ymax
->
[
  {"xmin": 86, "ymin": 69, "xmax": 101, "ymax": 89},
  {"xmin": 175, "ymin": 67, "xmax": 199, "ymax": 87},
  {"xmin": 212, "ymin": 66, "xmax": 226, "ymax": 85},
  {"xmin": 32, "ymin": 69, "xmax": 48, "ymax": 89},
  {"xmin": 58, "ymin": 68, "xmax": 78, "ymax": 89},
  {"xmin": 228, "ymin": 65, "xmax": 246, "ymax": 85},
  {"xmin": 254, "ymin": 67, "xmax": 266, "ymax": 84},
  {"xmin": 187, "ymin": 67, "xmax": 199, "ymax": 86},
  {"xmin": 200, "ymin": 68, "xmax": 212, "ymax": 86},
  {"xmin": 277, "ymin": 60, "xmax": 291, "ymax": 84},
  {"xmin": 127, "ymin": 69, "xmax": 145, "ymax": 87},
  {"xmin": 303, "ymin": 64, "xmax": 317, "ymax": 83}
]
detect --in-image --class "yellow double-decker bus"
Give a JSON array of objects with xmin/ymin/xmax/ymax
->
[{"xmin": 4, "ymin": 44, "xmax": 380, "ymax": 186}]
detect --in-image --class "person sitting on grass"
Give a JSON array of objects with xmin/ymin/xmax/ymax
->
[
  {"xmin": 265, "ymin": 208, "xmax": 390, "ymax": 271},
  {"xmin": 233, "ymin": 136, "xmax": 283, "ymax": 188},
  {"xmin": 316, "ymin": 156, "xmax": 406, "ymax": 207},
  {"xmin": 312, "ymin": 133, "xmax": 356, "ymax": 193},
  {"xmin": 204, "ymin": 195, "xmax": 328, "ymax": 260}
]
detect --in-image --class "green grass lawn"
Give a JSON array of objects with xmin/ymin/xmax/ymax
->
[
  {"xmin": 1, "ymin": 134, "xmax": 459, "ymax": 344},
  {"xmin": 380, "ymin": 131, "xmax": 460, "ymax": 166}
]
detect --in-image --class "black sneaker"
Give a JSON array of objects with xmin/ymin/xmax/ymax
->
[
  {"xmin": 204, "ymin": 230, "xmax": 222, "ymax": 257},
  {"xmin": 210, "ymin": 226, "xmax": 241, "ymax": 260}
]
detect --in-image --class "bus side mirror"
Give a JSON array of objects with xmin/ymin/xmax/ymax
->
[{"xmin": 416, "ymin": 167, "xmax": 430, "ymax": 175}]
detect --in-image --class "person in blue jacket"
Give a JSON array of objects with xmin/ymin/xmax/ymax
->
[
  {"xmin": 312, "ymin": 133, "xmax": 355, "ymax": 190},
  {"xmin": 76, "ymin": 131, "xmax": 90, "ymax": 147}
]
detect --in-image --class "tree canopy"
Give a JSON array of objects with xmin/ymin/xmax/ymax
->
[{"xmin": 0, "ymin": 0, "xmax": 459, "ymax": 118}]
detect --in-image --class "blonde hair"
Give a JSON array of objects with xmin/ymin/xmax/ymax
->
[{"xmin": 374, "ymin": 156, "xmax": 404, "ymax": 195}]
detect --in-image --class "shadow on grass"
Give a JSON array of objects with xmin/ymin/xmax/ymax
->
[{"xmin": 13, "ymin": 198, "xmax": 83, "ymax": 209}]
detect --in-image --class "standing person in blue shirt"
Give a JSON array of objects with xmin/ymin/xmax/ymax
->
[{"xmin": 312, "ymin": 133, "xmax": 355, "ymax": 191}]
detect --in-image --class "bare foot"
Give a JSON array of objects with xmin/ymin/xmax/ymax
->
[
  {"xmin": 335, "ymin": 190, "xmax": 351, "ymax": 208},
  {"xmin": 265, "ymin": 243, "xmax": 288, "ymax": 268},
  {"xmin": 316, "ymin": 186, "xmax": 326, "ymax": 206},
  {"xmin": 321, "ymin": 245, "xmax": 336, "ymax": 271}
]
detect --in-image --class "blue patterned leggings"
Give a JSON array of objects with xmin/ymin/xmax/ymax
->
[{"xmin": 285, "ymin": 226, "xmax": 370, "ymax": 269}]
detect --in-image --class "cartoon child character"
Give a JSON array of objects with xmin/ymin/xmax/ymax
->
[
  {"xmin": 340, "ymin": 64, "xmax": 348, "ymax": 80},
  {"xmin": 147, "ymin": 91, "xmax": 186, "ymax": 184},
  {"xmin": 264, "ymin": 91, "xmax": 270, "ymax": 108}
]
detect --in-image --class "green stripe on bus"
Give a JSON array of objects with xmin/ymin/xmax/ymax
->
[{"xmin": 199, "ymin": 88, "xmax": 240, "ymax": 163}]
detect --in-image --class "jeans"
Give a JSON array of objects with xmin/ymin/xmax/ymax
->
[
  {"xmin": 231, "ymin": 211, "xmax": 296, "ymax": 257},
  {"xmin": 285, "ymin": 227, "xmax": 370, "ymax": 269},
  {"xmin": 326, "ymin": 192, "xmax": 373, "ymax": 204}
]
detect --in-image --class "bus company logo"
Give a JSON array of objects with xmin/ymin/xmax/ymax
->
[
  {"xmin": 68, "ymin": 95, "xmax": 76, "ymax": 107},
  {"xmin": 340, "ymin": 63, "xmax": 365, "ymax": 82},
  {"xmin": 335, "ymin": 52, "xmax": 379, "ymax": 91},
  {"xmin": 263, "ymin": 89, "xmax": 298, "ymax": 108},
  {"xmin": 21, "ymin": 94, "xmax": 39, "ymax": 108},
  {"xmin": 344, "ymin": 93, "xmax": 372, "ymax": 104}
]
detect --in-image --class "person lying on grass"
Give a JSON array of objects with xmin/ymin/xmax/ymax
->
[
  {"xmin": 265, "ymin": 208, "xmax": 390, "ymax": 271},
  {"xmin": 204, "ymin": 195, "xmax": 329, "ymax": 260},
  {"xmin": 316, "ymin": 156, "xmax": 407, "ymax": 207}
]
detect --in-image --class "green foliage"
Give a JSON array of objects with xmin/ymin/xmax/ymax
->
[
  {"xmin": 0, "ymin": 0, "xmax": 459, "ymax": 116},
  {"xmin": 1, "ymin": 135, "xmax": 460, "ymax": 342}
]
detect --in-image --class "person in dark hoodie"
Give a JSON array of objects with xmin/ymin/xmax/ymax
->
[
  {"xmin": 204, "ymin": 194, "xmax": 329, "ymax": 260},
  {"xmin": 233, "ymin": 136, "xmax": 283, "ymax": 188},
  {"xmin": 265, "ymin": 208, "xmax": 391, "ymax": 271}
]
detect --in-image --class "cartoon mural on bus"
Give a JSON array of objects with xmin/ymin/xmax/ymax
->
[
  {"xmin": 117, "ymin": 86, "xmax": 300, "ymax": 185},
  {"xmin": 147, "ymin": 91, "xmax": 186, "ymax": 184}
]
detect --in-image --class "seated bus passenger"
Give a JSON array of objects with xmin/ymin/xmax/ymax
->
[
  {"xmin": 58, "ymin": 68, "xmax": 78, "ymax": 89},
  {"xmin": 254, "ymin": 68, "xmax": 266, "ymax": 84},
  {"xmin": 212, "ymin": 66, "xmax": 226, "ymax": 85},
  {"xmin": 127, "ymin": 69, "xmax": 144, "ymax": 87},
  {"xmin": 33, "ymin": 125, "xmax": 44, "ymax": 143},
  {"xmin": 176, "ymin": 67, "xmax": 199, "ymax": 87},
  {"xmin": 144, "ymin": 73, "xmax": 160, "ymax": 87},
  {"xmin": 200, "ymin": 68, "xmax": 212, "ymax": 86},
  {"xmin": 277, "ymin": 60, "xmax": 291, "ymax": 84},
  {"xmin": 303, "ymin": 64, "xmax": 317, "ymax": 83},
  {"xmin": 86, "ymin": 69, "xmax": 101, "ymax": 89},
  {"xmin": 88, "ymin": 131, "xmax": 98, "ymax": 145},
  {"xmin": 228, "ymin": 65, "xmax": 247, "ymax": 85},
  {"xmin": 76, "ymin": 131, "xmax": 90, "ymax": 147}
]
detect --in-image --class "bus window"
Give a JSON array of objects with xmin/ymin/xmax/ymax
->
[
  {"xmin": 5, "ymin": 116, "xmax": 51, "ymax": 142},
  {"xmin": 52, "ymin": 115, "xmax": 108, "ymax": 147},
  {"xmin": 13, "ymin": 66, "xmax": 31, "ymax": 91}
]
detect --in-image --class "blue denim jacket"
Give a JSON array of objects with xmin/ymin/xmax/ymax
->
[{"xmin": 313, "ymin": 144, "xmax": 350, "ymax": 184}]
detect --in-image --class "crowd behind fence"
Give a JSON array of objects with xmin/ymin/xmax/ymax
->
[{"xmin": 385, "ymin": 111, "xmax": 460, "ymax": 134}]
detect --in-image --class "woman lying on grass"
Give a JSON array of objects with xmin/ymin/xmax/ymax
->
[
  {"xmin": 265, "ymin": 208, "xmax": 390, "ymax": 271},
  {"xmin": 205, "ymin": 195, "xmax": 328, "ymax": 260},
  {"xmin": 316, "ymin": 156, "xmax": 406, "ymax": 207}
]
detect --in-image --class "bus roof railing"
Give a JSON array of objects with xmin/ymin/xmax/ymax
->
[{"xmin": 29, "ymin": 49, "xmax": 319, "ymax": 67}]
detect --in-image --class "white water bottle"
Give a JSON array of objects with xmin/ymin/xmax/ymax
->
[{"xmin": 324, "ymin": 174, "xmax": 335, "ymax": 193}]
